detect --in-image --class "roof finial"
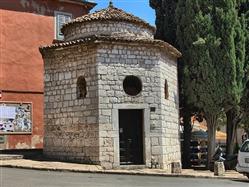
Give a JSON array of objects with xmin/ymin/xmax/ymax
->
[{"xmin": 109, "ymin": 0, "xmax": 113, "ymax": 7}]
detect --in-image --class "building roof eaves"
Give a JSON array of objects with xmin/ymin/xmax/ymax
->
[{"xmin": 40, "ymin": 36, "xmax": 182, "ymax": 58}]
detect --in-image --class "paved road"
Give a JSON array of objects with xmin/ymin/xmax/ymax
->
[{"xmin": 0, "ymin": 167, "xmax": 248, "ymax": 187}]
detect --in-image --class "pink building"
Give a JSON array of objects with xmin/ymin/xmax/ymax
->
[{"xmin": 0, "ymin": 0, "xmax": 95, "ymax": 150}]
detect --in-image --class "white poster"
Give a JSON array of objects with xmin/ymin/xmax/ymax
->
[
  {"xmin": 0, "ymin": 106, "xmax": 16, "ymax": 119},
  {"xmin": 0, "ymin": 103, "xmax": 32, "ymax": 133}
]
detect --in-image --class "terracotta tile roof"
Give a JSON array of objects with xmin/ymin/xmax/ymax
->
[
  {"xmin": 40, "ymin": 35, "xmax": 182, "ymax": 58},
  {"xmin": 62, "ymin": 3, "xmax": 155, "ymax": 33}
]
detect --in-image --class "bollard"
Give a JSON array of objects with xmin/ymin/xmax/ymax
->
[
  {"xmin": 171, "ymin": 162, "xmax": 182, "ymax": 174},
  {"xmin": 214, "ymin": 161, "xmax": 225, "ymax": 176}
]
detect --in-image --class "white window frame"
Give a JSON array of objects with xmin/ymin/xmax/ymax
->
[{"xmin": 54, "ymin": 11, "xmax": 72, "ymax": 40}]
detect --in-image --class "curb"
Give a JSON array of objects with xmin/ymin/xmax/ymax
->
[
  {"xmin": 0, "ymin": 164, "xmax": 247, "ymax": 181},
  {"xmin": 0, "ymin": 155, "xmax": 23, "ymax": 160}
]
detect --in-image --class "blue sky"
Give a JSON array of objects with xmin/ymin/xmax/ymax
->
[{"xmin": 90, "ymin": 0, "xmax": 156, "ymax": 26}]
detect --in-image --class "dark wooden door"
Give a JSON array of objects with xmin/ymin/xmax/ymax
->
[{"xmin": 119, "ymin": 109, "xmax": 143, "ymax": 165}]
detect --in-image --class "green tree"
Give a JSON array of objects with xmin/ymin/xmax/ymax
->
[
  {"xmin": 240, "ymin": 0, "xmax": 249, "ymax": 116},
  {"xmin": 176, "ymin": 0, "xmax": 223, "ymax": 168},
  {"xmin": 213, "ymin": 0, "xmax": 247, "ymax": 155},
  {"xmin": 151, "ymin": 0, "xmax": 249, "ymax": 167},
  {"xmin": 149, "ymin": 0, "xmax": 178, "ymax": 45}
]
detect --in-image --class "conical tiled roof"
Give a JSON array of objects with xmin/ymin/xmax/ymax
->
[{"xmin": 62, "ymin": 2, "xmax": 155, "ymax": 33}]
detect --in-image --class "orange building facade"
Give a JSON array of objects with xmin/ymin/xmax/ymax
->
[{"xmin": 0, "ymin": 0, "xmax": 95, "ymax": 150}]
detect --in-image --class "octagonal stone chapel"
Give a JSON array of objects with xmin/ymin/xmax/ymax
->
[{"xmin": 40, "ymin": 3, "xmax": 182, "ymax": 171}]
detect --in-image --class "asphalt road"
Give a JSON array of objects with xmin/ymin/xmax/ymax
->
[{"xmin": 0, "ymin": 167, "xmax": 248, "ymax": 187}]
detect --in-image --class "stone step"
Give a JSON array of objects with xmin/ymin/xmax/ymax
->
[{"xmin": 0, "ymin": 154, "xmax": 23, "ymax": 160}]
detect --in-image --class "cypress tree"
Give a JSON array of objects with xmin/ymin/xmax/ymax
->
[
  {"xmin": 212, "ymin": 0, "xmax": 247, "ymax": 156},
  {"xmin": 151, "ymin": 0, "xmax": 248, "ymax": 166},
  {"xmin": 149, "ymin": 0, "xmax": 178, "ymax": 45},
  {"xmin": 239, "ymin": 0, "xmax": 249, "ymax": 141},
  {"xmin": 225, "ymin": 20, "xmax": 246, "ymax": 155},
  {"xmin": 176, "ymin": 0, "xmax": 224, "ymax": 168}
]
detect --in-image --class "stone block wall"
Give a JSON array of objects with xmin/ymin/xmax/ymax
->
[
  {"xmin": 96, "ymin": 43, "xmax": 180, "ymax": 169},
  {"xmin": 96, "ymin": 43, "xmax": 161, "ymax": 168},
  {"xmin": 159, "ymin": 53, "xmax": 181, "ymax": 171},
  {"xmin": 64, "ymin": 21, "xmax": 154, "ymax": 41},
  {"xmin": 43, "ymin": 44, "xmax": 100, "ymax": 163},
  {"xmin": 42, "ymin": 41, "xmax": 180, "ymax": 169}
]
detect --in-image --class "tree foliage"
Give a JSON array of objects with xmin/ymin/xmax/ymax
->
[
  {"xmin": 151, "ymin": 0, "xmax": 248, "ymax": 167},
  {"xmin": 210, "ymin": 0, "xmax": 247, "ymax": 155},
  {"xmin": 240, "ymin": 0, "xmax": 249, "ymax": 134},
  {"xmin": 149, "ymin": 0, "xmax": 178, "ymax": 45},
  {"xmin": 175, "ymin": 0, "xmax": 225, "ymax": 167}
]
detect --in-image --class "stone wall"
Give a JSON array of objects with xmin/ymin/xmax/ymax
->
[
  {"xmin": 159, "ymin": 53, "xmax": 181, "ymax": 171},
  {"xmin": 42, "ymin": 40, "xmax": 180, "ymax": 170},
  {"xmin": 96, "ymin": 43, "xmax": 180, "ymax": 169},
  {"xmin": 64, "ymin": 21, "xmax": 154, "ymax": 41},
  {"xmin": 43, "ymin": 44, "xmax": 100, "ymax": 164}
]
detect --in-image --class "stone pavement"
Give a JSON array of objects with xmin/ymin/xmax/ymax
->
[{"xmin": 0, "ymin": 158, "xmax": 247, "ymax": 181}]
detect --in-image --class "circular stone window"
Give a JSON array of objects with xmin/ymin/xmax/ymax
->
[{"xmin": 123, "ymin": 75, "xmax": 142, "ymax": 96}]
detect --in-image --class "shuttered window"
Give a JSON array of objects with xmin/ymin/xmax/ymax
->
[{"xmin": 54, "ymin": 11, "xmax": 72, "ymax": 40}]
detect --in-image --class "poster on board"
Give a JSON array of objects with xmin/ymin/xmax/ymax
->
[{"xmin": 0, "ymin": 102, "xmax": 32, "ymax": 134}]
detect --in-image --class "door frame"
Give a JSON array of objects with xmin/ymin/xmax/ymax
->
[{"xmin": 112, "ymin": 104, "xmax": 151, "ymax": 168}]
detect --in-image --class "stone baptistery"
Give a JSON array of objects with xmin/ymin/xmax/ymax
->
[{"xmin": 40, "ymin": 2, "xmax": 182, "ymax": 171}]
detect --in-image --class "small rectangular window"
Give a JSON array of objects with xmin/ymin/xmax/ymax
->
[{"xmin": 54, "ymin": 11, "xmax": 72, "ymax": 40}]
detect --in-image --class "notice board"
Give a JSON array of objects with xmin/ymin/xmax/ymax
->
[{"xmin": 0, "ymin": 102, "xmax": 32, "ymax": 134}]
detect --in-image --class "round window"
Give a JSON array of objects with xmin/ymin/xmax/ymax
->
[{"xmin": 123, "ymin": 75, "xmax": 142, "ymax": 96}]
